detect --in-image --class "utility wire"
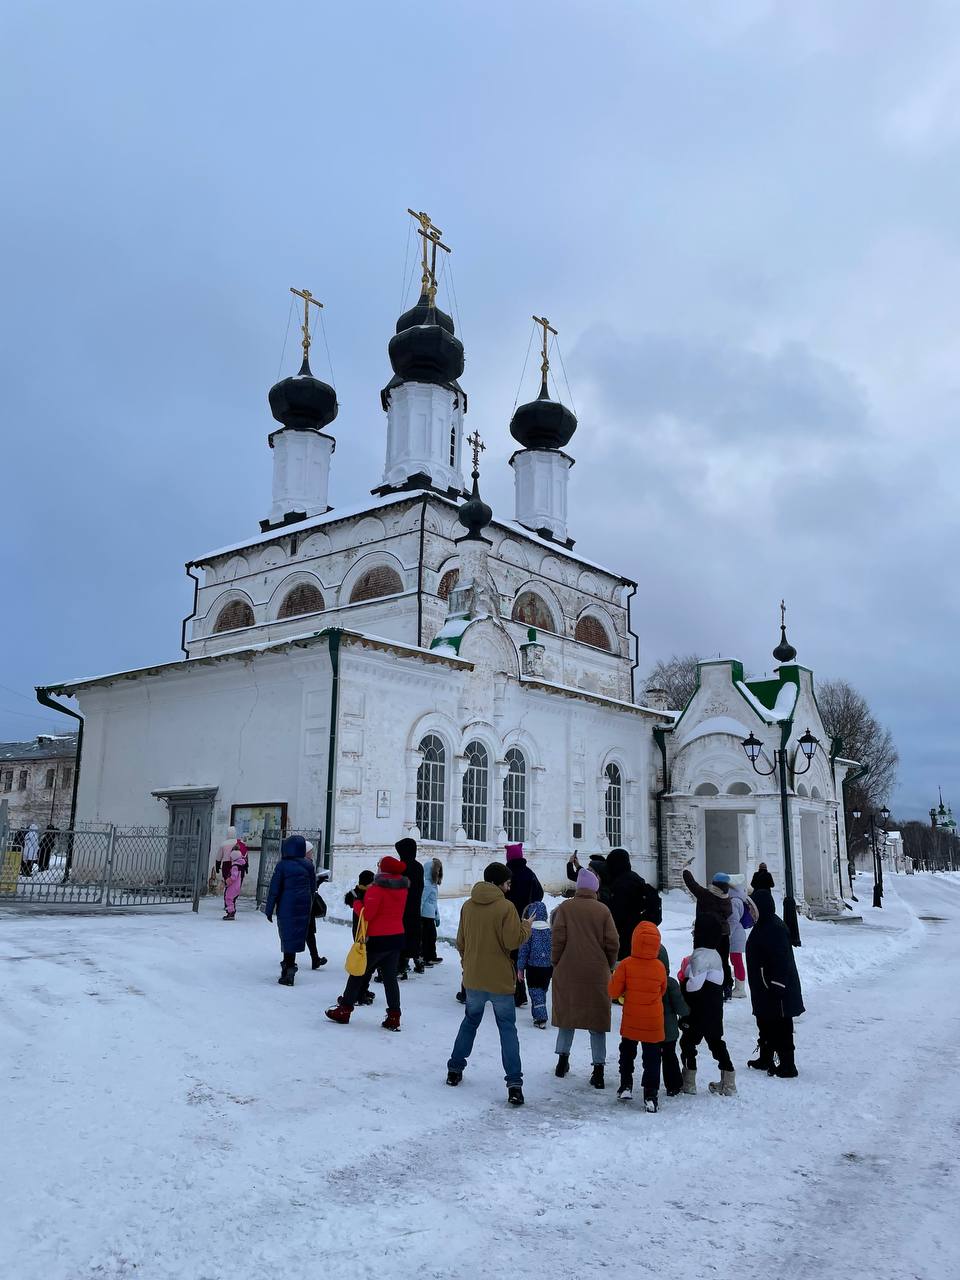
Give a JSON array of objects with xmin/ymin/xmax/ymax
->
[
  {"xmin": 319, "ymin": 307, "xmax": 336, "ymax": 389},
  {"xmin": 555, "ymin": 335, "xmax": 578, "ymax": 416},
  {"xmin": 277, "ymin": 296, "xmax": 295, "ymax": 379},
  {"xmin": 513, "ymin": 321, "xmax": 536, "ymax": 410}
]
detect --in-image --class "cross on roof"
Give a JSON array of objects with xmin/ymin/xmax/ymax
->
[
  {"xmin": 533, "ymin": 314, "xmax": 558, "ymax": 392},
  {"xmin": 407, "ymin": 208, "xmax": 451, "ymax": 306},
  {"xmin": 466, "ymin": 429, "xmax": 485, "ymax": 479},
  {"xmin": 290, "ymin": 287, "xmax": 323, "ymax": 361}
]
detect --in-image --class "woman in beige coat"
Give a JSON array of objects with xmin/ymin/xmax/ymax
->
[{"xmin": 551, "ymin": 867, "xmax": 621, "ymax": 1088}]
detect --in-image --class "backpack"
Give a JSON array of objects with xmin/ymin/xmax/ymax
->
[{"xmin": 741, "ymin": 901, "xmax": 754, "ymax": 929}]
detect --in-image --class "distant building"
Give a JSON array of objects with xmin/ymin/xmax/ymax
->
[{"xmin": 0, "ymin": 734, "xmax": 79, "ymax": 831}]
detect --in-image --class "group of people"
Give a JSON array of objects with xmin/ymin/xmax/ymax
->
[
  {"xmin": 12, "ymin": 821, "xmax": 59, "ymax": 876},
  {"xmin": 251, "ymin": 831, "xmax": 804, "ymax": 1110}
]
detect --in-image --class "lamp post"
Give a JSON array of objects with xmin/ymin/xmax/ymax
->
[
  {"xmin": 853, "ymin": 805, "xmax": 888, "ymax": 906},
  {"xmin": 741, "ymin": 725, "xmax": 821, "ymax": 948}
]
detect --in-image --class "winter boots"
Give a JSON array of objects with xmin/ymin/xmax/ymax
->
[
  {"xmin": 771, "ymin": 1044, "xmax": 798, "ymax": 1078},
  {"xmin": 507, "ymin": 1086, "xmax": 525, "ymax": 1106},
  {"xmin": 381, "ymin": 1008, "xmax": 401, "ymax": 1032},
  {"xmin": 733, "ymin": 978, "xmax": 747, "ymax": 998},
  {"xmin": 446, "ymin": 1069, "xmax": 463, "ymax": 1086},
  {"xmin": 278, "ymin": 961, "xmax": 297, "ymax": 986},
  {"xmin": 617, "ymin": 1076, "xmax": 633, "ymax": 1101},
  {"xmin": 681, "ymin": 1068, "xmax": 697, "ymax": 1095},
  {"xmin": 222, "ymin": 912, "xmax": 236, "ymax": 921},
  {"xmin": 644, "ymin": 1097, "xmax": 659, "ymax": 1113},
  {"xmin": 590, "ymin": 1064, "xmax": 605, "ymax": 1090},
  {"xmin": 358, "ymin": 990, "xmax": 376, "ymax": 1006},
  {"xmin": 324, "ymin": 999, "xmax": 353, "ymax": 1023},
  {"xmin": 413, "ymin": 960, "xmax": 426, "ymax": 975},
  {"xmin": 748, "ymin": 1041, "xmax": 775, "ymax": 1072},
  {"xmin": 311, "ymin": 956, "xmax": 327, "ymax": 970},
  {"xmin": 708, "ymin": 1070, "xmax": 738, "ymax": 1097},
  {"xmin": 555, "ymin": 1053, "xmax": 570, "ymax": 1078}
]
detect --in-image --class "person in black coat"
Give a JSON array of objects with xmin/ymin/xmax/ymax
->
[
  {"xmin": 504, "ymin": 844, "xmax": 544, "ymax": 1006},
  {"xmin": 264, "ymin": 835, "xmax": 317, "ymax": 986},
  {"xmin": 750, "ymin": 862, "xmax": 775, "ymax": 894},
  {"xmin": 396, "ymin": 837, "xmax": 425, "ymax": 976},
  {"xmin": 606, "ymin": 848, "xmax": 662, "ymax": 959},
  {"xmin": 745, "ymin": 888, "xmax": 804, "ymax": 1077},
  {"xmin": 565, "ymin": 852, "xmax": 611, "ymax": 901}
]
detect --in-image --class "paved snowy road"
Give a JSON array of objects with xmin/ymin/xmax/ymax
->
[{"xmin": 2, "ymin": 875, "xmax": 958, "ymax": 1280}]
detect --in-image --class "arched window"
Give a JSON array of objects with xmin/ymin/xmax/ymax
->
[
  {"xmin": 462, "ymin": 740, "xmax": 489, "ymax": 842},
  {"xmin": 694, "ymin": 782, "xmax": 719, "ymax": 796},
  {"xmin": 503, "ymin": 747, "xmax": 526, "ymax": 843},
  {"xmin": 512, "ymin": 591, "xmax": 555, "ymax": 633},
  {"xmin": 349, "ymin": 565, "xmax": 403, "ymax": 603},
  {"xmin": 811, "ymin": 786, "xmax": 823, "ymax": 801},
  {"xmin": 727, "ymin": 782, "xmax": 751, "ymax": 796},
  {"xmin": 416, "ymin": 735, "xmax": 446, "ymax": 842},
  {"xmin": 796, "ymin": 783, "xmax": 808, "ymax": 798},
  {"xmin": 575, "ymin": 615, "xmax": 612, "ymax": 651},
  {"xmin": 278, "ymin": 583, "xmax": 325, "ymax": 619},
  {"xmin": 449, "ymin": 424, "xmax": 457, "ymax": 467},
  {"xmin": 213, "ymin": 600, "xmax": 255, "ymax": 633},
  {"xmin": 604, "ymin": 762, "xmax": 623, "ymax": 847},
  {"xmin": 437, "ymin": 569, "xmax": 459, "ymax": 602}
]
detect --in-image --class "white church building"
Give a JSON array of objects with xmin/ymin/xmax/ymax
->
[{"xmin": 41, "ymin": 225, "xmax": 857, "ymax": 909}]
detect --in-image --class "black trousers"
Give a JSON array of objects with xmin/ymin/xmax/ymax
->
[
  {"xmin": 756, "ymin": 1014, "xmax": 795, "ymax": 1064},
  {"xmin": 400, "ymin": 918, "xmax": 422, "ymax": 971},
  {"xmin": 306, "ymin": 915, "xmax": 322, "ymax": 964},
  {"xmin": 680, "ymin": 985, "xmax": 734, "ymax": 1073},
  {"xmin": 717, "ymin": 935, "xmax": 732, "ymax": 995},
  {"xmin": 619, "ymin": 1038, "xmax": 663, "ymax": 1099},
  {"xmin": 421, "ymin": 918, "xmax": 439, "ymax": 963},
  {"xmin": 661, "ymin": 1038, "xmax": 682, "ymax": 1094},
  {"xmin": 344, "ymin": 935, "xmax": 403, "ymax": 1012}
]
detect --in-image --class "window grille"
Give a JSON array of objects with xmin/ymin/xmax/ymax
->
[
  {"xmin": 461, "ymin": 740, "xmax": 489, "ymax": 842},
  {"xmin": 503, "ymin": 747, "xmax": 526, "ymax": 843},
  {"xmin": 416, "ymin": 734, "xmax": 446, "ymax": 842},
  {"xmin": 575, "ymin": 616, "xmax": 612, "ymax": 650},
  {"xmin": 604, "ymin": 762, "xmax": 623, "ymax": 847}
]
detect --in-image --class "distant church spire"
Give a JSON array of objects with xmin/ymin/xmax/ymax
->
[
  {"xmin": 375, "ymin": 208, "xmax": 467, "ymax": 499},
  {"xmin": 261, "ymin": 286, "xmax": 338, "ymax": 532},
  {"xmin": 773, "ymin": 599, "xmax": 798, "ymax": 664}
]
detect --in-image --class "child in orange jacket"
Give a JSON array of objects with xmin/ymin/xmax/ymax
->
[{"xmin": 608, "ymin": 921, "xmax": 668, "ymax": 1111}]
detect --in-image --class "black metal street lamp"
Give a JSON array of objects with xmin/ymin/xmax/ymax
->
[
  {"xmin": 853, "ymin": 805, "xmax": 888, "ymax": 907},
  {"xmin": 741, "ymin": 724, "xmax": 822, "ymax": 948}
]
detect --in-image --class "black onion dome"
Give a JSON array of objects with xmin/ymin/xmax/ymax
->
[
  {"xmin": 457, "ymin": 476, "xmax": 492, "ymax": 541},
  {"xmin": 509, "ymin": 384, "xmax": 577, "ymax": 451},
  {"xmin": 269, "ymin": 355, "xmax": 338, "ymax": 430},
  {"xmin": 773, "ymin": 623, "xmax": 797, "ymax": 664},
  {"xmin": 396, "ymin": 287, "xmax": 455, "ymax": 335},
  {"xmin": 389, "ymin": 323, "xmax": 465, "ymax": 386}
]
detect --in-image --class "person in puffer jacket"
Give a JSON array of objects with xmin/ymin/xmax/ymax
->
[
  {"xmin": 516, "ymin": 901, "xmax": 553, "ymax": 1027},
  {"xmin": 608, "ymin": 921, "xmax": 667, "ymax": 1110},
  {"xmin": 326, "ymin": 855, "xmax": 409, "ymax": 1030},
  {"xmin": 722, "ymin": 877, "xmax": 758, "ymax": 999},
  {"xmin": 264, "ymin": 836, "xmax": 316, "ymax": 985},
  {"xmin": 678, "ymin": 916, "xmax": 736, "ymax": 1097},
  {"xmin": 420, "ymin": 857, "xmax": 443, "ymax": 965}
]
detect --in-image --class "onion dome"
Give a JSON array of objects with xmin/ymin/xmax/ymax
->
[
  {"xmin": 509, "ymin": 381, "xmax": 577, "ymax": 451},
  {"xmin": 773, "ymin": 619, "xmax": 797, "ymax": 664},
  {"xmin": 388, "ymin": 287, "xmax": 465, "ymax": 387},
  {"xmin": 268, "ymin": 353, "xmax": 338, "ymax": 431},
  {"xmin": 457, "ymin": 474, "xmax": 492, "ymax": 542}
]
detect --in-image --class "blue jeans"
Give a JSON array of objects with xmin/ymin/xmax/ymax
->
[
  {"xmin": 448, "ymin": 989, "xmax": 523, "ymax": 1086},
  {"xmin": 554, "ymin": 1027, "xmax": 607, "ymax": 1065}
]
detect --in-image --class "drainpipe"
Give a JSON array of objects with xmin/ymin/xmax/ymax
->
[
  {"xmin": 625, "ymin": 582, "xmax": 638, "ymax": 703},
  {"xmin": 34, "ymin": 688, "xmax": 83, "ymax": 880},
  {"xmin": 322, "ymin": 629, "xmax": 343, "ymax": 873},
  {"xmin": 181, "ymin": 563, "xmax": 201, "ymax": 658},
  {"xmin": 416, "ymin": 493, "xmax": 428, "ymax": 648},
  {"xmin": 653, "ymin": 725, "xmax": 669, "ymax": 891}
]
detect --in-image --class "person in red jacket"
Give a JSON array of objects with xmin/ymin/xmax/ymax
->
[
  {"xmin": 608, "ymin": 921, "xmax": 667, "ymax": 1111},
  {"xmin": 326, "ymin": 856, "xmax": 409, "ymax": 1030}
]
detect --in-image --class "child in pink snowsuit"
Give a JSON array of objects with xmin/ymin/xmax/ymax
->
[{"xmin": 221, "ymin": 834, "xmax": 248, "ymax": 920}]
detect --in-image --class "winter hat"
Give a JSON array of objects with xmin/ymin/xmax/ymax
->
[
  {"xmin": 379, "ymin": 855, "xmax": 406, "ymax": 876},
  {"xmin": 505, "ymin": 843, "xmax": 524, "ymax": 862},
  {"xmin": 606, "ymin": 847, "xmax": 631, "ymax": 877},
  {"xmin": 693, "ymin": 916, "xmax": 723, "ymax": 950},
  {"xmin": 281, "ymin": 835, "xmax": 307, "ymax": 858},
  {"xmin": 395, "ymin": 837, "xmax": 418, "ymax": 859},
  {"xmin": 524, "ymin": 900, "xmax": 549, "ymax": 923},
  {"xmin": 226, "ymin": 826, "xmax": 237, "ymax": 839},
  {"xmin": 483, "ymin": 862, "xmax": 511, "ymax": 886},
  {"xmin": 711, "ymin": 872, "xmax": 731, "ymax": 886},
  {"xmin": 576, "ymin": 867, "xmax": 600, "ymax": 892},
  {"xmin": 358, "ymin": 870, "xmax": 375, "ymax": 887}
]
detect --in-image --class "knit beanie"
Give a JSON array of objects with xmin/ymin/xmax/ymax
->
[
  {"xmin": 358, "ymin": 870, "xmax": 375, "ymax": 887},
  {"xmin": 379, "ymin": 855, "xmax": 406, "ymax": 876},
  {"xmin": 576, "ymin": 867, "xmax": 600, "ymax": 892},
  {"xmin": 395, "ymin": 837, "xmax": 418, "ymax": 859},
  {"xmin": 505, "ymin": 843, "xmax": 524, "ymax": 863},
  {"xmin": 281, "ymin": 835, "xmax": 306, "ymax": 858},
  {"xmin": 711, "ymin": 872, "xmax": 731, "ymax": 886},
  {"xmin": 484, "ymin": 862, "xmax": 511, "ymax": 886}
]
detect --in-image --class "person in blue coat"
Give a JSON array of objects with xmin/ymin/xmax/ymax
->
[{"xmin": 265, "ymin": 835, "xmax": 317, "ymax": 986}]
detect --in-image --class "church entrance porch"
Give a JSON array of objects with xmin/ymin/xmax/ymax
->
[{"xmin": 703, "ymin": 807, "xmax": 755, "ymax": 882}]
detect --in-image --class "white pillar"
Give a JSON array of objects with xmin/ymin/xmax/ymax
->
[
  {"xmin": 510, "ymin": 448, "xmax": 573, "ymax": 543},
  {"xmin": 380, "ymin": 382, "xmax": 465, "ymax": 495},
  {"xmin": 267, "ymin": 428, "xmax": 334, "ymax": 525}
]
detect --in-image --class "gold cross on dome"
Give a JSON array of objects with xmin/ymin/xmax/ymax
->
[
  {"xmin": 533, "ymin": 314, "xmax": 558, "ymax": 388},
  {"xmin": 290, "ymin": 287, "xmax": 324, "ymax": 360},
  {"xmin": 407, "ymin": 208, "xmax": 451, "ymax": 306},
  {"xmin": 466, "ymin": 429, "xmax": 485, "ymax": 478},
  {"xmin": 780, "ymin": 599, "xmax": 787, "ymax": 628}
]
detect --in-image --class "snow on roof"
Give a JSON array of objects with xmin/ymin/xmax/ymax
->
[
  {"xmin": 0, "ymin": 733, "xmax": 79, "ymax": 761},
  {"xmin": 520, "ymin": 675, "xmax": 673, "ymax": 717},
  {"xmin": 677, "ymin": 714, "xmax": 755, "ymax": 747},
  {"xmin": 190, "ymin": 491, "xmax": 634, "ymax": 585},
  {"xmin": 736, "ymin": 679, "xmax": 798, "ymax": 724}
]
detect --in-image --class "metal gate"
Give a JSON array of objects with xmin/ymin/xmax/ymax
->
[
  {"xmin": 255, "ymin": 829, "xmax": 325, "ymax": 907},
  {"xmin": 0, "ymin": 824, "xmax": 203, "ymax": 907}
]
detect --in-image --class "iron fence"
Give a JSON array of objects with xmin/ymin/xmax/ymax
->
[
  {"xmin": 255, "ymin": 829, "xmax": 325, "ymax": 907},
  {"xmin": 0, "ymin": 824, "xmax": 202, "ymax": 907}
]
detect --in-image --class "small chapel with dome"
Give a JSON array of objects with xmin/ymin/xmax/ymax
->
[{"xmin": 42, "ymin": 212, "xmax": 858, "ymax": 910}]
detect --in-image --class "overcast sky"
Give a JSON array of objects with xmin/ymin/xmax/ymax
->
[{"xmin": 3, "ymin": 1, "xmax": 957, "ymax": 819}]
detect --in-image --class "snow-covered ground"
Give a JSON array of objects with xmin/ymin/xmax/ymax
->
[{"xmin": 3, "ymin": 873, "xmax": 959, "ymax": 1280}]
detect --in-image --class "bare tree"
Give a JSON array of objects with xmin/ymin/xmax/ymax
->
[
  {"xmin": 643, "ymin": 653, "xmax": 700, "ymax": 713},
  {"xmin": 817, "ymin": 677, "xmax": 899, "ymax": 811}
]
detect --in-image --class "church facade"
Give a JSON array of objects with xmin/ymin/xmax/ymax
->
[{"xmin": 42, "ymin": 220, "xmax": 856, "ymax": 908}]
